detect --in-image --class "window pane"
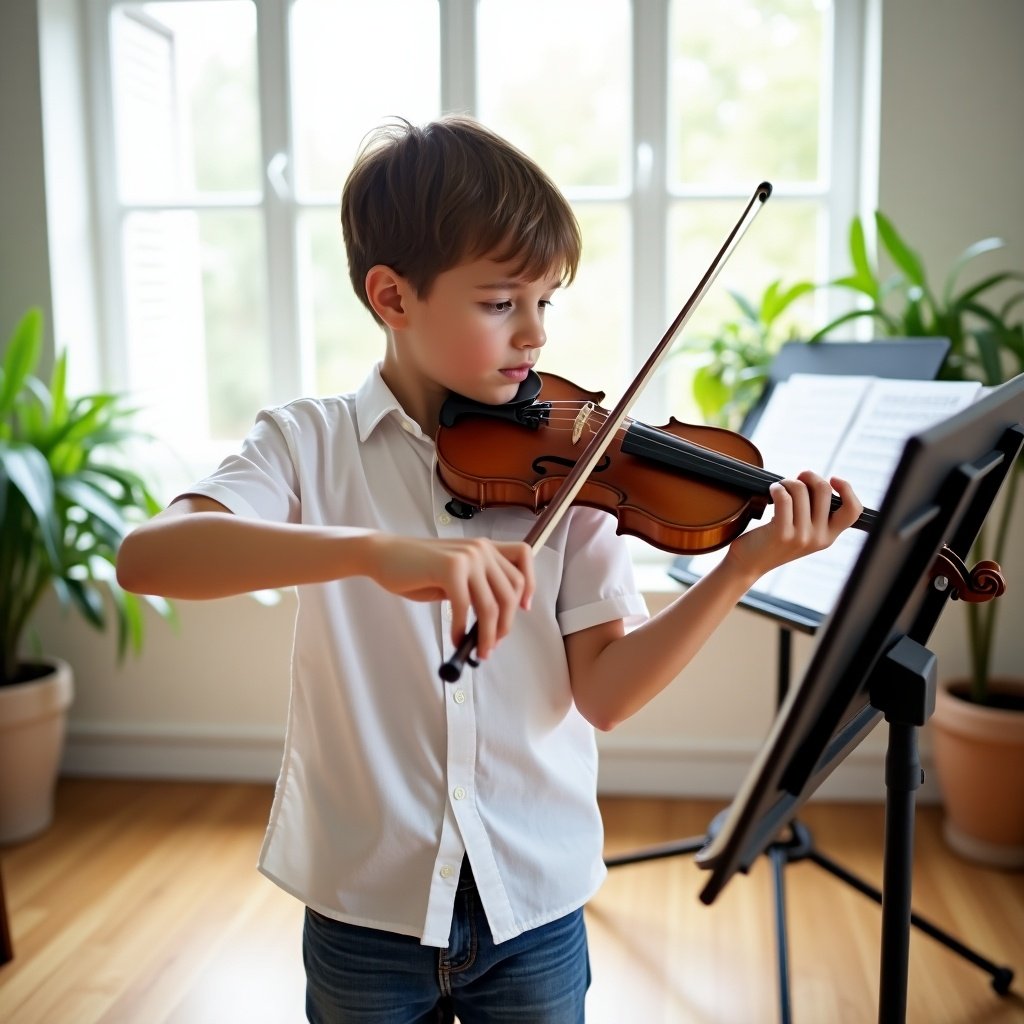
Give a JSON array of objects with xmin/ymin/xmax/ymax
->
[
  {"xmin": 477, "ymin": 0, "xmax": 630, "ymax": 191},
  {"xmin": 299, "ymin": 209, "xmax": 384, "ymax": 396},
  {"xmin": 662, "ymin": 199, "xmax": 822, "ymax": 417},
  {"xmin": 538, "ymin": 204, "xmax": 630, "ymax": 391},
  {"xmin": 111, "ymin": 2, "xmax": 260, "ymax": 202},
  {"xmin": 291, "ymin": 0, "xmax": 440, "ymax": 198},
  {"xmin": 299, "ymin": 204, "xmax": 629, "ymax": 401},
  {"xmin": 122, "ymin": 210, "xmax": 270, "ymax": 440},
  {"xmin": 668, "ymin": 0, "xmax": 827, "ymax": 186}
]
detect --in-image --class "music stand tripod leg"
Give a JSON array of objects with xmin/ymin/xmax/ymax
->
[
  {"xmin": 804, "ymin": 848, "xmax": 1015, "ymax": 993},
  {"xmin": 769, "ymin": 842, "xmax": 794, "ymax": 1024},
  {"xmin": 604, "ymin": 834, "xmax": 708, "ymax": 868}
]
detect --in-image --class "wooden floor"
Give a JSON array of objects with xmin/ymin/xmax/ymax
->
[{"xmin": 1, "ymin": 780, "xmax": 1022, "ymax": 1024}]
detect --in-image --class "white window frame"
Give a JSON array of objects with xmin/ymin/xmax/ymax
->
[{"xmin": 85, "ymin": 0, "xmax": 865, "ymax": 437}]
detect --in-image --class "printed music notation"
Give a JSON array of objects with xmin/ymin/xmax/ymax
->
[{"xmin": 687, "ymin": 373, "xmax": 983, "ymax": 616}]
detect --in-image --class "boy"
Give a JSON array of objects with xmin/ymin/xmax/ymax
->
[{"xmin": 117, "ymin": 116, "xmax": 861, "ymax": 1023}]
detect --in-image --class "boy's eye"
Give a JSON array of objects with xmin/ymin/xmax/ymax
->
[{"xmin": 481, "ymin": 297, "xmax": 554, "ymax": 314}]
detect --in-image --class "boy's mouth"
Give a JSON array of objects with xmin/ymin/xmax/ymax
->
[{"xmin": 499, "ymin": 365, "xmax": 532, "ymax": 382}]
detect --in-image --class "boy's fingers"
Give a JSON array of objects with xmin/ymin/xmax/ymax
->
[
  {"xmin": 769, "ymin": 480, "xmax": 794, "ymax": 536},
  {"xmin": 438, "ymin": 539, "xmax": 536, "ymax": 660},
  {"xmin": 831, "ymin": 476, "xmax": 863, "ymax": 529},
  {"xmin": 511, "ymin": 542, "xmax": 535, "ymax": 610},
  {"xmin": 799, "ymin": 471, "xmax": 834, "ymax": 536},
  {"xmin": 449, "ymin": 586, "xmax": 470, "ymax": 653}
]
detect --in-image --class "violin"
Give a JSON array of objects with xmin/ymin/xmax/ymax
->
[
  {"xmin": 437, "ymin": 369, "xmax": 878, "ymax": 556},
  {"xmin": 436, "ymin": 183, "xmax": 1004, "ymax": 682},
  {"xmin": 437, "ymin": 371, "xmax": 1004, "ymax": 601}
]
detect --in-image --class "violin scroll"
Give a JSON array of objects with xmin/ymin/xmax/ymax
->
[{"xmin": 930, "ymin": 550, "xmax": 1006, "ymax": 603}]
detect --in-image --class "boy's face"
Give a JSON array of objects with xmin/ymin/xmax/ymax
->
[{"xmin": 394, "ymin": 255, "xmax": 561, "ymax": 410}]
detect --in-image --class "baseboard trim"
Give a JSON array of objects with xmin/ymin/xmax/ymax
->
[
  {"xmin": 62, "ymin": 722, "xmax": 940, "ymax": 802},
  {"xmin": 62, "ymin": 721, "xmax": 286, "ymax": 782},
  {"xmin": 595, "ymin": 734, "xmax": 941, "ymax": 803}
]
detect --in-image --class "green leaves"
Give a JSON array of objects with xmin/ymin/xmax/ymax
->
[
  {"xmin": 813, "ymin": 212, "xmax": 1024, "ymax": 394},
  {"xmin": 875, "ymin": 212, "xmax": 928, "ymax": 292},
  {"xmin": 1, "ymin": 308, "xmax": 174, "ymax": 685},
  {"xmin": 0, "ymin": 443, "xmax": 61, "ymax": 567},
  {"xmin": 760, "ymin": 280, "xmax": 816, "ymax": 327},
  {"xmin": 675, "ymin": 279, "xmax": 816, "ymax": 427},
  {"xmin": 0, "ymin": 308, "xmax": 42, "ymax": 417},
  {"xmin": 794, "ymin": 212, "xmax": 1023, "ymax": 701}
]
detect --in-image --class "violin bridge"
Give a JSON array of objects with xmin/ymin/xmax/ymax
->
[{"xmin": 572, "ymin": 402, "xmax": 596, "ymax": 445}]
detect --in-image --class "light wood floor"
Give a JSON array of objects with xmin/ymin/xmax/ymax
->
[{"xmin": 1, "ymin": 780, "xmax": 1022, "ymax": 1024}]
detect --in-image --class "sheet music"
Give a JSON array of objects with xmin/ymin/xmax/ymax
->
[{"xmin": 686, "ymin": 373, "xmax": 983, "ymax": 615}]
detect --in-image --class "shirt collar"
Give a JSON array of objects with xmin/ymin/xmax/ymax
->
[{"xmin": 355, "ymin": 363, "xmax": 429, "ymax": 443}]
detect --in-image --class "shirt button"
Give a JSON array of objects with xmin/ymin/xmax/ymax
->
[
  {"xmin": 439, "ymin": 864, "xmax": 454, "ymax": 879},
  {"xmin": 438, "ymin": 512, "xmax": 452, "ymax": 526},
  {"xmin": 453, "ymin": 689, "xmax": 466, "ymax": 705},
  {"xmin": 444, "ymin": 603, "xmax": 453, "ymax": 621},
  {"xmin": 453, "ymin": 786, "xmax": 467, "ymax": 801}
]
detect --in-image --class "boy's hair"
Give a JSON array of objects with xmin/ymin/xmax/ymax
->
[{"xmin": 341, "ymin": 116, "xmax": 582, "ymax": 324}]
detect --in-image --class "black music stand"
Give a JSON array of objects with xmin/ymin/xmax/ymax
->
[
  {"xmin": 697, "ymin": 372, "xmax": 1024, "ymax": 1021},
  {"xmin": 605, "ymin": 341, "xmax": 1017, "ymax": 1021}
]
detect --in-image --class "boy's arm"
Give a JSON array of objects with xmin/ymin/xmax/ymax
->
[
  {"xmin": 116, "ymin": 495, "xmax": 378, "ymax": 598},
  {"xmin": 565, "ymin": 472, "xmax": 862, "ymax": 731},
  {"xmin": 116, "ymin": 497, "xmax": 534, "ymax": 659}
]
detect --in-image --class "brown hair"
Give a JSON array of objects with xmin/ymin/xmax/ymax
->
[{"xmin": 341, "ymin": 116, "xmax": 582, "ymax": 324}]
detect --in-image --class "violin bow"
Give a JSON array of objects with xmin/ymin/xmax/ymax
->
[{"xmin": 439, "ymin": 182, "xmax": 773, "ymax": 682}]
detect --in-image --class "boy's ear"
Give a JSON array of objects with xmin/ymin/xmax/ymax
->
[{"xmin": 365, "ymin": 265, "xmax": 412, "ymax": 329}]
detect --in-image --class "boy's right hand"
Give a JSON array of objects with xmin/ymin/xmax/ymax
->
[{"xmin": 364, "ymin": 535, "xmax": 535, "ymax": 660}]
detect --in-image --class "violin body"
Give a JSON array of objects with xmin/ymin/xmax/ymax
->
[{"xmin": 436, "ymin": 372, "xmax": 770, "ymax": 555}]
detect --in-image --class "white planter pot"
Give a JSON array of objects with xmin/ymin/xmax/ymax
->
[{"xmin": 0, "ymin": 658, "xmax": 74, "ymax": 845}]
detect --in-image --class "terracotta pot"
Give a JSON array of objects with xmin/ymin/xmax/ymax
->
[
  {"xmin": 931, "ymin": 678, "xmax": 1024, "ymax": 869},
  {"xmin": 0, "ymin": 658, "xmax": 74, "ymax": 845}
]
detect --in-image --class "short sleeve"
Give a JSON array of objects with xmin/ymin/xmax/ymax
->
[
  {"xmin": 555, "ymin": 507, "xmax": 649, "ymax": 636},
  {"xmin": 177, "ymin": 409, "xmax": 301, "ymax": 524}
]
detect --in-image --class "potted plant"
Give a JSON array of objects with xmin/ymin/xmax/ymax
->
[
  {"xmin": 674, "ymin": 278, "xmax": 816, "ymax": 429},
  {"xmin": 0, "ymin": 308, "xmax": 174, "ymax": 844},
  {"xmin": 813, "ymin": 213, "xmax": 1024, "ymax": 866}
]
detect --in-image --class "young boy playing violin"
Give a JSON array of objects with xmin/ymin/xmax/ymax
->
[{"xmin": 116, "ymin": 115, "xmax": 862, "ymax": 1024}]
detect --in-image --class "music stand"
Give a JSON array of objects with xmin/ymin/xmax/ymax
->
[
  {"xmin": 672, "ymin": 338, "xmax": 956, "ymax": 692},
  {"xmin": 696, "ymin": 371, "xmax": 1024, "ymax": 1021},
  {"xmin": 605, "ymin": 343, "xmax": 1018, "ymax": 1021}
]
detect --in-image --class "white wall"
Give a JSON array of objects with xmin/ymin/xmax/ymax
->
[
  {"xmin": 7, "ymin": 0, "xmax": 1024, "ymax": 799},
  {"xmin": 0, "ymin": 0, "xmax": 54, "ymax": 360}
]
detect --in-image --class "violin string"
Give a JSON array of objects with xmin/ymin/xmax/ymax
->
[
  {"xmin": 535, "ymin": 403, "xmax": 785, "ymax": 490},
  {"xmin": 527, "ymin": 401, "xmax": 878, "ymax": 526}
]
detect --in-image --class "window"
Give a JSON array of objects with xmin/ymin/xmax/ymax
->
[{"xmin": 89, "ymin": 0, "xmax": 862, "ymax": 446}]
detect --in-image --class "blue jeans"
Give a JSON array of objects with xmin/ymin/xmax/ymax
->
[{"xmin": 303, "ymin": 861, "xmax": 590, "ymax": 1023}]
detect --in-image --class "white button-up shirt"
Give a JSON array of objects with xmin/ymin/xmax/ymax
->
[{"xmin": 182, "ymin": 365, "xmax": 648, "ymax": 946}]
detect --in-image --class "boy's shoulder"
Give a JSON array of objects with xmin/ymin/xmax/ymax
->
[
  {"xmin": 260, "ymin": 367, "xmax": 402, "ymax": 449},
  {"xmin": 253, "ymin": 392, "xmax": 362, "ymax": 468},
  {"xmin": 266, "ymin": 391, "xmax": 358, "ymax": 432},
  {"xmin": 274, "ymin": 391, "xmax": 357, "ymax": 419}
]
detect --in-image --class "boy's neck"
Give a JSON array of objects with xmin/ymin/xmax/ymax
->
[{"xmin": 380, "ymin": 353, "xmax": 446, "ymax": 437}]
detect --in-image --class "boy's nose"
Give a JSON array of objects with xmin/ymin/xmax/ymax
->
[{"xmin": 515, "ymin": 317, "xmax": 546, "ymax": 348}]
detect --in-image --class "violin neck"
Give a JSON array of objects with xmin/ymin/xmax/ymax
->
[
  {"xmin": 621, "ymin": 421, "xmax": 878, "ymax": 532},
  {"xmin": 833, "ymin": 495, "xmax": 877, "ymax": 533}
]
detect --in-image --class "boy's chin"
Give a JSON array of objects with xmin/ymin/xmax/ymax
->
[
  {"xmin": 449, "ymin": 378, "xmax": 521, "ymax": 405},
  {"xmin": 488, "ymin": 379, "xmax": 526, "ymax": 405}
]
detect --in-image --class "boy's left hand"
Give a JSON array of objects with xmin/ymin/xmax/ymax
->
[{"xmin": 722, "ymin": 471, "xmax": 863, "ymax": 583}]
